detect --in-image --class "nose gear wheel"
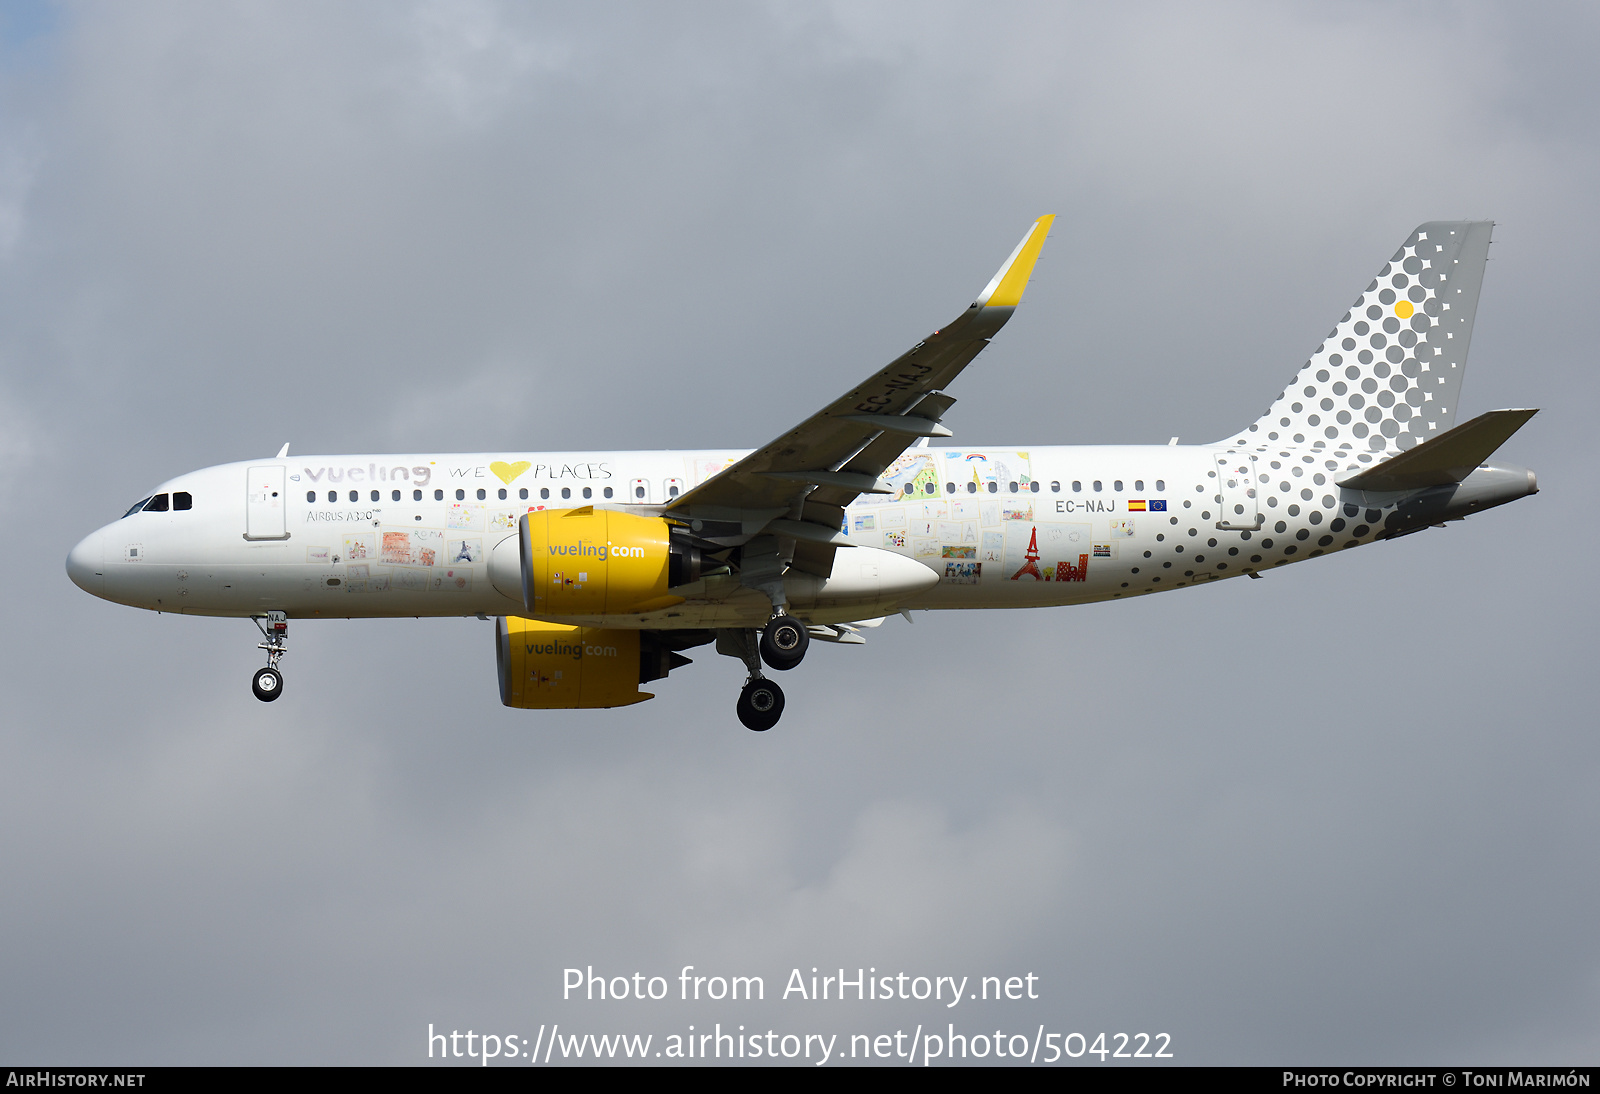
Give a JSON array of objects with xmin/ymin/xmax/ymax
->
[{"xmin": 252, "ymin": 666, "xmax": 283, "ymax": 702}]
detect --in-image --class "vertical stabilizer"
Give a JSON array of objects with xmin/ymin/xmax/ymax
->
[{"xmin": 1222, "ymin": 222, "xmax": 1493, "ymax": 458}]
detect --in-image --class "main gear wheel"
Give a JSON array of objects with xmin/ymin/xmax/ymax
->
[
  {"xmin": 758, "ymin": 614, "xmax": 809, "ymax": 671},
  {"xmin": 736, "ymin": 677, "xmax": 785, "ymax": 731}
]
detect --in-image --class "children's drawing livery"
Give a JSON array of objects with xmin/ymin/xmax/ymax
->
[{"xmin": 67, "ymin": 218, "xmax": 1539, "ymax": 730}]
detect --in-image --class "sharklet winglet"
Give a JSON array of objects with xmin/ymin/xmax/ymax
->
[{"xmin": 974, "ymin": 215, "xmax": 1055, "ymax": 309}]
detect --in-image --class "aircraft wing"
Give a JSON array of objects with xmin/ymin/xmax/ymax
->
[{"xmin": 664, "ymin": 215, "xmax": 1054, "ymax": 573}]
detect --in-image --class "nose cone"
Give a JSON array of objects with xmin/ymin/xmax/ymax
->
[{"xmin": 66, "ymin": 530, "xmax": 106, "ymax": 598}]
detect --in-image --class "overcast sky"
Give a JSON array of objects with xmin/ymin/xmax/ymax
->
[{"xmin": 2, "ymin": 0, "xmax": 1596, "ymax": 1066}]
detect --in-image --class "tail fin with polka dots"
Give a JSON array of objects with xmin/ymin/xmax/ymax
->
[{"xmin": 1223, "ymin": 222, "xmax": 1494, "ymax": 455}]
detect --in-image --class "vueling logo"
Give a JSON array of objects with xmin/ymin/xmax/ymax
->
[
  {"xmin": 524, "ymin": 639, "xmax": 619, "ymax": 660},
  {"xmin": 304, "ymin": 464, "xmax": 432, "ymax": 487},
  {"xmin": 546, "ymin": 539, "xmax": 645, "ymax": 562}
]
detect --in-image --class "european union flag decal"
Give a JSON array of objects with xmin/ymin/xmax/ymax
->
[{"xmin": 1149, "ymin": 499, "xmax": 1167, "ymax": 511}]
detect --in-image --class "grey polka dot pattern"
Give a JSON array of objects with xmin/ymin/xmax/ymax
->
[{"xmin": 1225, "ymin": 222, "xmax": 1493, "ymax": 476}]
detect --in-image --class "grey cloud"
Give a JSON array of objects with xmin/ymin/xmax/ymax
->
[{"xmin": 1, "ymin": 0, "xmax": 1594, "ymax": 1065}]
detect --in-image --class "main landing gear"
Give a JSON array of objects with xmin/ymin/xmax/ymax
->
[
  {"xmin": 250, "ymin": 611, "xmax": 288, "ymax": 702},
  {"xmin": 719, "ymin": 614, "xmax": 812, "ymax": 731}
]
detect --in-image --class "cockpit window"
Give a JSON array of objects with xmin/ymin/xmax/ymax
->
[{"xmin": 121, "ymin": 490, "xmax": 191, "ymax": 518}]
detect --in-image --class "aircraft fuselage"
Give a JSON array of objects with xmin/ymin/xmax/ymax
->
[{"xmin": 67, "ymin": 443, "xmax": 1535, "ymax": 628}]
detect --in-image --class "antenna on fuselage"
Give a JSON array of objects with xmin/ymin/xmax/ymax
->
[{"xmin": 276, "ymin": 443, "xmax": 290, "ymax": 458}]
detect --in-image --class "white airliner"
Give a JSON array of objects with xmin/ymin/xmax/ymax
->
[{"xmin": 66, "ymin": 217, "xmax": 1537, "ymax": 730}]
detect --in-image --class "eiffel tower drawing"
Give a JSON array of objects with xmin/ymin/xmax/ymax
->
[{"xmin": 1010, "ymin": 526, "xmax": 1044, "ymax": 581}]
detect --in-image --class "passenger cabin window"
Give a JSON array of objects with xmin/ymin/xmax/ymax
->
[
  {"xmin": 145, "ymin": 493, "xmax": 170, "ymax": 512},
  {"xmin": 348, "ymin": 490, "xmax": 358, "ymax": 502},
  {"xmin": 634, "ymin": 485, "xmax": 646, "ymax": 499},
  {"xmin": 519, "ymin": 488, "xmax": 528, "ymax": 500},
  {"xmin": 1072, "ymin": 481, "xmax": 1082, "ymax": 492},
  {"xmin": 561, "ymin": 487, "xmax": 571, "ymax": 500},
  {"xmin": 987, "ymin": 482, "xmax": 997, "ymax": 493},
  {"xmin": 371, "ymin": 490, "xmax": 380, "ymax": 502},
  {"xmin": 1051, "ymin": 481, "xmax": 1060, "ymax": 493},
  {"xmin": 498, "ymin": 488, "xmax": 507, "ymax": 500},
  {"xmin": 391, "ymin": 489, "xmax": 401, "ymax": 502},
  {"xmin": 455, "ymin": 489, "xmax": 465, "ymax": 501},
  {"xmin": 306, "ymin": 491, "xmax": 316, "ymax": 503},
  {"xmin": 1114, "ymin": 480, "xmax": 1123, "ymax": 492},
  {"xmin": 1156, "ymin": 479, "xmax": 1166, "ymax": 491},
  {"xmin": 603, "ymin": 487, "xmax": 613, "ymax": 499},
  {"xmin": 1029, "ymin": 481, "xmax": 1039, "ymax": 493},
  {"xmin": 582, "ymin": 487, "xmax": 592, "ymax": 499},
  {"xmin": 1008, "ymin": 481, "xmax": 1018, "ymax": 493},
  {"xmin": 434, "ymin": 489, "xmax": 444, "ymax": 501},
  {"xmin": 1093, "ymin": 480, "xmax": 1103, "ymax": 492},
  {"xmin": 476, "ymin": 488, "xmax": 486, "ymax": 501},
  {"xmin": 966, "ymin": 482, "xmax": 977, "ymax": 493},
  {"xmin": 946, "ymin": 482, "xmax": 955, "ymax": 494},
  {"xmin": 414, "ymin": 489, "xmax": 423, "ymax": 501},
  {"xmin": 123, "ymin": 497, "xmax": 153, "ymax": 518},
  {"xmin": 541, "ymin": 488, "xmax": 550, "ymax": 500},
  {"xmin": 328, "ymin": 491, "xmax": 338, "ymax": 503},
  {"xmin": 1135, "ymin": 480, "xmax": 1145, "ymax": 491}
]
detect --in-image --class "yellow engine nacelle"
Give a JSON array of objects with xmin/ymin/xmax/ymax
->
[
  {"xmin": 519, "ymin": 508, "xmax": 691, "ymax": 617},
  {"xmin": 495, "ymin": 616, "xmax": 652, "ymax": 709}
]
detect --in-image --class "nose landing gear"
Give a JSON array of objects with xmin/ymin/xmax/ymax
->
[{"xmin": 250, "ymin": 612, "xmax": 288, "ymax": 702}]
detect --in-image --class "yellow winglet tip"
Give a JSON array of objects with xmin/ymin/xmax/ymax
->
[{"xmin": 976, "ymin": 215, "xmax": 1056, "ymax": 309}]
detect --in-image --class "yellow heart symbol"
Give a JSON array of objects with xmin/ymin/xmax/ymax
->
[{"xmin": 490, "ymin": 460, "xmax": 531, "ymax": 485}]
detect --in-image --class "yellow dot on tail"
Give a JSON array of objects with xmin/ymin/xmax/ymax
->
[{"xmin": 1395, "ymin": 300, "xmax": 1414, "ymax": 318}]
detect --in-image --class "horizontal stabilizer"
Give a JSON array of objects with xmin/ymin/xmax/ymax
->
[{"xmin": 1337, "ymin": 408, "xmax": 1537, "ymax": 491}]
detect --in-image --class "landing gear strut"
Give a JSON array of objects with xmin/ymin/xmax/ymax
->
[
  {"xmin": 251, "ymin": 611, "xmax": 287, "ymax": 702},
  {"xmin": 718, "ymin": 628, "xmax": 786, "ymax": 731}
]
